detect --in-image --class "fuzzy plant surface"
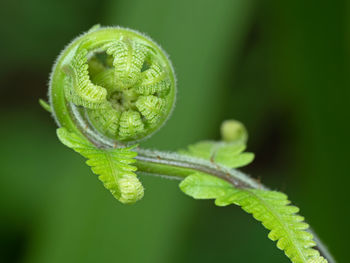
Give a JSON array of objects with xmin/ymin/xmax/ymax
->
[{"xmin": 40, "ymin": 25, "xmax": 336, "ymax": 263}]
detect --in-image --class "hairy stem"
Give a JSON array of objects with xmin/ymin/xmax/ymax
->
[{"xmin": 135, "ymin": 148, "xmax": 265, "ymax": 189}]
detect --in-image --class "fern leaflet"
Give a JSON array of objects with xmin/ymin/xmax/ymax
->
[
  {"xmin": 56, "ymin": 128, "xmax": 143, "ymax": 204},
  {"xmin": 180, "ymin": 173, "xmax": 327, "ymax": 263},
  {"xmin": 181, "ymin": 140, "xmax": 254, "ymax": 169},
  {"xmin": 61, "ymin": 45, "xmax": 108, "ymax": 109}
]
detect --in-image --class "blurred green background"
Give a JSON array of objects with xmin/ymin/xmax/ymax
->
[{"xmin": 0, "ymin": 0, "xmax": 349, "ymax": 262}]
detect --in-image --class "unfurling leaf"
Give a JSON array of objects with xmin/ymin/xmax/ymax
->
[{"xmin": 57, "ymin": 128, "xmax": 143, "ymax": 204}]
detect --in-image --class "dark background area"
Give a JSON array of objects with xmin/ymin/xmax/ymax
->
[{"xmin": 0, "ymin": 0, "xmax": 349, "ymax": 262}]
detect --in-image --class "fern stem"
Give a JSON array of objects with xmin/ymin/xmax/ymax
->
[
  {"xmin": 134, "ymin": 148, "xmax": 336, "ymax": 263},
  {"xmin": 135, "ymin": 148, "xmax": 265, "ymax": 189}
]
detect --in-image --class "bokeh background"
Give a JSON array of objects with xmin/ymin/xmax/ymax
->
[{"xmin": 1, "ymin": 0, "xmax": 349, "ymax": 262}]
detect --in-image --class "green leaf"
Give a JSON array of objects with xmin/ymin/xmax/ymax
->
[
  {"xmin": 220, "ymin": 119, "xmax": 248, "ymax": 143},
  {"xmin": 307, "ymin": 258, "xmax": 328, "ymax": 263},
  {"xmin": 182, "ymin": 140, "xmax": 254, "ymax": 169},
  {"xmin": 214, "ymin": 143, "xmax": 254, "ymax": 168},
  {"xmin": 87, "ymin": 24, "xmax": 101, "ymax": 33},
  {"xmin": 56, "ymin": 128, "xmax": 143, "ymax": 204},
  {"xmin": 180, "ymin": 173, "xmax": 327, "ymax": 263},
  {"xmin": 38, "ymin": 99, "xmax": 52, "ymax": 113}
]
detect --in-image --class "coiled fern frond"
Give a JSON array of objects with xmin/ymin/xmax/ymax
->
[{"xmin": 42, "ymin": 26, "xmax": 335, "ymax": 263}]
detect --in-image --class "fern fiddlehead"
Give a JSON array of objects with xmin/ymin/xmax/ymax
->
[{"xmin": 42, "ymin": 25, "xmax": 335, "ymax": 263}]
